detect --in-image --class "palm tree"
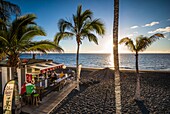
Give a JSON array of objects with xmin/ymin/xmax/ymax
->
[
  {"xmin": 0, "ymin": 14, "xmax": 63, "ymax": 68},
  {"xmin": 0, "ymin": 14, "xmax": 63, "ymax": 113},
  {"xmin": 54, "ymin": 5, "xmax": 105, "ymax": 80},
  {"xmin": 113, "ymin": 0, "xmax": 121, "ymax": 113},
  {"xmin": 0, "ymin": 0, "xmax": 21, "ymax": 22},
  {"xmin": 119, "ymin": 33, "xmax": 164, "ymax": 100}
]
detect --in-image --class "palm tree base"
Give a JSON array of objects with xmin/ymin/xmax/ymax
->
[{"xmin": 134, "ymin": 96, "xmax": 144, "ymax": 101}]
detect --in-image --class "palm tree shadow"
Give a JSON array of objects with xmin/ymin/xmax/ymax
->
[{"xmin": 135, "ymin": 100, "xmax": 150, "ymax": 114}]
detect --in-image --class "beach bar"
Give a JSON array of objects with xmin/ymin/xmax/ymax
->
[{"xmin": 0, "ymin": 59, "xmax": 64, "ymax": 95}]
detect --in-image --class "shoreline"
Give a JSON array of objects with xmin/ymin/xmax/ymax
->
[{"xmin": 67, "ymin": 66, "xmax": 170, "ymax": 73}]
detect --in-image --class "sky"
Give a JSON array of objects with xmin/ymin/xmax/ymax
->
[{"xmin": 10, "ymin": 0, "xmax": 170, "ymax": 53}]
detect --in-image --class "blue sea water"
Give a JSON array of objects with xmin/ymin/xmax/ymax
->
[{"xmin": 20, "ymin": 53, "xmax": 170, "ymax": 71}]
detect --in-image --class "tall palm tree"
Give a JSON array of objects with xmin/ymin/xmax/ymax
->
[
  {"xmin": 119, "ymin": 33, "xmax": 164, "ymax": 100},
  {"xmin": 0, "ymin": 0, "xmax": 21, "ymax": 22},
  {"xmin": 113, "ymin": 0, "xmax": 121, "ymax": 113},
  {"xmin": 54, "ymin": 5, "xmax": 105, "ymax": 79}
]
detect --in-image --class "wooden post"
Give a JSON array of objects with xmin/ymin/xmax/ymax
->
[{"xmin": 76, "ymin": 64, "xmax": 82, "ymax": 91}]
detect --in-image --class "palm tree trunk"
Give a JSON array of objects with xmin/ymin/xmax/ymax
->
[
  {"xmin": 135, "ymin": 51, "xmax": 140, "ymax": 100},
  {"xmin": 135, "ymin": 51, "xmax": 139, "ymax": 73},
  {"xmin": 76, "ymin": 42, "xmax": 80, "ymax": 90},
  {"xmin": 76, "ymin": 43, "xmax": 80, "ymax": 73},
  {"xmin": 14, "ymin": 70, "xmax": 21, "ymax": 114},
  {"xmin": 113, "ymin": 0, "xmax": 121, "ymax": 113},
  {"xmin": 8, "ymin": 54, "xmax": 21, "ymax": 113},
  {"xmin": 33, "ymin": 53, "xmax": 36, "ymax": 59}
]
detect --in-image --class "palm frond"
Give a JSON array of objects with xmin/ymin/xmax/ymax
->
[
  {"xmin": 87, "ymin": 33, "xmax": 98, "ymax": 44},
  {"xmin": 119, "ymin": 37, "xmax": 136, "ymax": 52},
  {"xmin": 81, "ymin": 9, "xmax": 93, "ymax": 22},
  {"xmin": 0, "ymin": 7, "xmax": 10, "ymax": 21},
  {"xmin": 0, "ymin": 1, "xmax": 21, "ymax": 22},
  {"xmin": 27, "ymin": 41, "xmax": 63, "ymax": 53},
  {"xmin": 75, "ymin": 5, "xmax": 84, "ymax": 32},
  {"xmin": 58, "ymin": 19, "xmax": 74, "ymax": 32},
  {"xmin": 2, "ymin": 1, "xmax": 21, "ymax": 16},
  {"xmin": 86, "ymin": 19, "xmax": 105, "ymax": 35},
  {"xmin": 136, "ymin": 37, "xmax": 151, "ymax": 51},
  {"xmin": 19, "ymin": 26, "xmax": 46, "ymax": 43},
  {"xmin": 54, "ymin": 32, "xmax": 74, "ymax": 44},
  {"xmin": 149, "ymin": 33, "xmax": 164, "ymax": 42},
  {"xmin": 11, "ymin": 14, "xmax": 36, "ymax": 32},
  {"xmin": 77, "ymin": 5, "xmax": 82, "ymax": 20},
  {"xmin": 8, "ymin": 14, "xmax": 36, "ymax": 41},
  {"xmin": 0, "ymin": 19, "xmax": 7, "ymax": 30},
  {"xmin": 72, "ymin": 14, "xmax": 78, "ymax": 33},
  {"xmin": 0, "ymin": 36, "xmax": 9, "ymax": 44},
  {"xmin": 81, "ymin": 29, "xmax": 98, "ymax": 44}
]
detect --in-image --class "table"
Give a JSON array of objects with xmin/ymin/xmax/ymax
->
[{"xmin": 54, "ymin": 75, "xmax": 69, "ymax": 90}]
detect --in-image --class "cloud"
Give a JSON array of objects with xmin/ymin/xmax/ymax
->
[
  {"xmin": 168, "ymin": 19, "xmax": 170, "ymax": 21},
  {"xmin": 123, "ymin": 32, "xmax": 138, "ymax": 38},
  {"xmin": 144, "ymin": 21, "xmax": 159, "ymax": 27},
  {"xmin": 126, "ymin": 34, "xmax": 134, "ymax": 37},
  {"xmin": 148, "ymin": 26, "xmax": 170, "ymax": 34},
  {"xmin": 130, "ymin": 26, "xmax": 138, "ymax": 29}
]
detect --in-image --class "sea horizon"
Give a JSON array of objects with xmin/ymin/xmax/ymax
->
[
  {"xmin": 20, "ymin": 53, "xmax": 170, "ymax": 71},
  {"xmin": 21, "ymin": 52, "xmax": 170, "ymax": 54}
]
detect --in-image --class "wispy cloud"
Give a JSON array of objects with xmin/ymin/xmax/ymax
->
[
  {"xmin": 148, "ymin": 26, "xmax": 170, "ymax": 34},
  {"xmin": 126, "ymin": 34, "xmax": 134, "ymax": 37},
  {"xmin": 168, "ymin": 19, "xmax": 170, "ymax": 21},
  {"xmin": 123, "ymin": 32, "xmax": 138, "ymax": 38},
  {"xmin": 144, "ymin": 21, "xmax": 159, "ymax": 27},
  {"xmin": 130, "ymin": 26, "xmax": 138, "ymax": 29}
]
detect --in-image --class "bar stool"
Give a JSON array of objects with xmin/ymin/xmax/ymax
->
[
  {"xmin": 33, "ymin": 93, "xmax": 40, "ymax": 106},
  {"xmin": 25, "ymin": 94, "xmax": 32, "ymax": 105}
]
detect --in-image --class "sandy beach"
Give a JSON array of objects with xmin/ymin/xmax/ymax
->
[{"xmin": 51, "ymin": 68, "xmax": 170, "ymax": 114}]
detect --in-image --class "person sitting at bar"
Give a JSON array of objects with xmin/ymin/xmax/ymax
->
[
  {"xmin": 26, "ymin": 80, "xmax": 36, "ymax": 95},
  {"xmin": 49, "ymin": 72, "xmax": 56, "ymax": 83},
  {"xmin": 54, "ymin": 71, "xmax": 59, "ymax": 79},
  {"xmin": 59, "ymin": 71, "xmax": 65, "ymax": 78},
  {"xmin": 21, "ymin": 82, "xmax": 27, "ymax": 95}
]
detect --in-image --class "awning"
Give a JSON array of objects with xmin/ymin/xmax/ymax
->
[{"xmin": 28, "ymin": 62, "xmax": 64, "ymax": 73}]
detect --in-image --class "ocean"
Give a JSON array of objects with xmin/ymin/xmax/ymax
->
[{"xmin": 20, "ymin": 53, "xmax": 170, "ymax": 71}]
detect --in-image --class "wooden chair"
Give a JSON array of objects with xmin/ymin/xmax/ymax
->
[
  {"xmin": 25, "ymin": 94, "xmax": 32, "ymax": 105},
  {"xmin": 33, "ymin": 93, "xmax": 40, "ymax": 106}
]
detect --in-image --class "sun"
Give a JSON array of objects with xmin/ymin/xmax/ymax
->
[
  {"xmin": 104, "ymin": 39, "xmax": 113, "ymax": 53},
  {"xmin": 102, "ymin": 38, "xmax": 126, "ymax": 54}
]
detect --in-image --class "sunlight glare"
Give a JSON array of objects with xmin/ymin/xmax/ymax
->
[
  {"xmin": 104, "ymin": 38, "xmax": 113, "ymax": 53},
  {"xmin": 103, "ymin": 38, "xmax": 114, "ymax": 67},
  {"xmin": 109, "ymin": 52, "xmax": 114, "ymax": 67}
]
